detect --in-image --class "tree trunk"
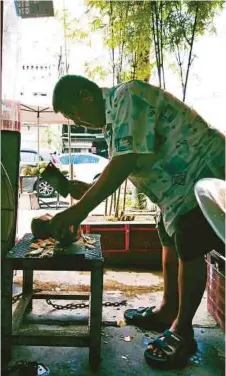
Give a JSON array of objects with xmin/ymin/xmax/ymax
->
[{"xmin": 183, "ymin": 3, "xmax": 199, "ymax": 101}]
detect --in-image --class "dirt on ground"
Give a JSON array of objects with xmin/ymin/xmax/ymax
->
[{"xmin": 15, "ymin": 278, "xmax": 164, "ymax": 297}]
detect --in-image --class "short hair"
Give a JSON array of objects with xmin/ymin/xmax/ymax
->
[{"xmin": 52, "ymin": 75, "xmax": 100, "ymax": 114}]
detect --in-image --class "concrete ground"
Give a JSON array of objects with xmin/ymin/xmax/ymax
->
[
  {"xmin": 10, "ymin": 327, "xmax": 225, "ymax": 376},
  {"xmin": 10, "ymin": 268, "xmax": 225, "ymax": 376}
]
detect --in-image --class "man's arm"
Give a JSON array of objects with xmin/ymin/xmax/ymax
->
[{"xmin": 70, "ymin": 153, "xmax": 139, "ymax": 221}]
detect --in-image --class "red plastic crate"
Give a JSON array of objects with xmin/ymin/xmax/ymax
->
[{"xmin": 206, "ymin": 250, "xmax": 225, "ymax": 332}]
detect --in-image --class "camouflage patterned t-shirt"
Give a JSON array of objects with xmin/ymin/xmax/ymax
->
[{"xmin": 102, "ymin": 80, "xmax": 225, "ymax": 236}]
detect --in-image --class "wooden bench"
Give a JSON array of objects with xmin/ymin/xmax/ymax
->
[{"xmin": 1, "ymin": 234, "xmax": 104, "ymax": 370}]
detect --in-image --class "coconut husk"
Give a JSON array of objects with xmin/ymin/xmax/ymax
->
[
  {"xmin": 31, "ymin": 214, "xmax": 53, "ymax": 239},
  {"xmin": 31, "ymin": 213, "xmax": 82, "ymax": 245}
]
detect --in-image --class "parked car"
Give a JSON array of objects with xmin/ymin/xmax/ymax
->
[
  {"xmin": 20, "ymin": 148, "xmax": 60, "ymax": 198},
  {"xmin": 59, "ymin": 153, "xmax": 109, "ymax": 183}
]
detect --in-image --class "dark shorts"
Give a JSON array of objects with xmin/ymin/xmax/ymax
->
[{"xmin": 157, "ymin": 206, "xmax": 224, "ymax": 261}]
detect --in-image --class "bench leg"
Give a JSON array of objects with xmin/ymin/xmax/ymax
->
[
  {"xmin": 1, "ymin": 261, "xmax": 13, "ymax": 368},
  {"xmin": 23, "ymin": 269, "xmax": 33, "ymax": 311},
  {"xmin": 89, "ymin": 264, "xmax": 103, "ymax": 370}
]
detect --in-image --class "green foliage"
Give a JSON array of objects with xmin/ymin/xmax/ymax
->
[
  {"xmin": 84, "ymin": 62, "xmax": 110, "ymax": 81},
  {"xmin": 135, "ymin": 192, "xmax": 148, "ymax": 210},
  {"xmin": 86, "ymin": 0, "xmax": 152, "ymax": 83},
  {"xmin": 149, "ymin": 1, "xmax": 224, "ymax": 97},
  {"xmin": 56, "ymin": 8, "xmax": 89, "ymax": 43},
  {"xmin": 85, "ymin": 0, "xmax": 224, "ymax": 97},
  {"xmin": 40, "ymin": 128, "xmax": 61, "ymax": 151}
]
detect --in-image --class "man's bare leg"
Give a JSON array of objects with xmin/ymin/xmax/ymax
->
[
  {"xmin": 149, "ymin": 255, "xmax": 206, "ymax": 358},
  {"xmin": 152, "ymin": 246, "xmax": 179, "ymax": 324},
  {"xmin": 170, "ymin": 255, "xmax": 207, "ymax": 337}
]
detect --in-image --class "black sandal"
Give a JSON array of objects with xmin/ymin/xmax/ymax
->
[
  {"xmin": 144, "ymin": 330, "xmax": 198, "ymax": 369},
  {"xmin": 124, "ymin": 306, "xmax": 169, "ymax": 331}
]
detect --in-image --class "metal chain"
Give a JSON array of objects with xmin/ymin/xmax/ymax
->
[
  {"xmin": 46, "ymin": 299, "xmax": 127, "ymax": 310},
  {"xmin": 12, "ymin": 289, "xmax": 42, "ymax": 304},
  {"xmin": 12, "ymin": 291, "xmax": 127, "ymax": 309},
  {"xmin": 46, "ymin": 299, "xmax": 90, "ymax": 310},
  {"xmin": 12, "ymin": 292, "xmax": 23, "ymax": 304}
]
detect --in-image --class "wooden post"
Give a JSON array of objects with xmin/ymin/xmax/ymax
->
[
  {"xmin": 122, "ymin": 179, "xmax": 128, "ymax": 215},
  {"xmin": 104, "ymin": 197, "xmax": 108, "ymax": 216},
  {"xmin": 89, "ymin": 263, "xmax": 103, "ymax": 370},
  {"xmin": 108, "ymin": 194, "xmax": 114, "ymax": 216},
  {"xmin": 1, "ymin": 260, "xmax": 13, "ymax": 368},
  {"xmin": 115, "ymin": 186, "xmax": 121, "ymax": 218},
  {"xmin": 113, "ymin": 192, "xmax": 117, "ymax": 211},
  {"xmin": 23, "ymin": 269, "xmax": 34, "ymax": 311}
]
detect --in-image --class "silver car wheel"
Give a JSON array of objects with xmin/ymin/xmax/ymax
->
[{"xmin": 38, "ymin": 180, "xmax": 54, "ymax": 197}]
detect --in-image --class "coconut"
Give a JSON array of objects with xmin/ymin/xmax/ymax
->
[
  {"xmin": 39, "ymin": 167, "xmax": 46, "ymax": 174},
  {"xmin": 26, "ymin": 167, "xmax": 33, "ymax": 175},
  {"xmin": 21, "ymin": 167, "xmax": 29, "ymax": 176},
  {"xmin": 30, "ymin": 167, "xmax": 38, "ymax": 176},
  {"xmin": 31, "ymin": 214, "xmax": 53, "ymax": 239},
  {"xmin": 39, "ymin": 162, "xmax": 48, "ymax": 169}
]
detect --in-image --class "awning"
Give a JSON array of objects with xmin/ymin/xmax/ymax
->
[{"xmin": 20, "ymin": 103, "xmax": 72, "ymax": 125}]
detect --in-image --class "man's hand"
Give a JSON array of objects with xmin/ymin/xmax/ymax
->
[
  {"xmin": 50, "ymin": 205, "xmax": 82, "ymax": 243},
  {"xmin": 69, "ymin": 180, "xmax": 91, "ymax": 200}
]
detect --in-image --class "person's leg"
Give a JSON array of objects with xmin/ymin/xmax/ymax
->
[
  {"xmin": 149, "ymin": 254, "xmax": 207, "ymax": 359},
  {"xmin": 152, "ymin": 245, "xmax": 179, "ymax": 324},
  {"xmin": 170, "ymin": 206, "xmax": 224, "ymax": 338},
  {"xmin": 151, "ymin": 215, "xmax": 179, "ymax": 323},
  {"xmin": 124, "ymin": 217, "xmax": 179, "ymax": 327},
  {"xmin": 170, "ymin": 255, "xmax": 206, "ymax": 339}
]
